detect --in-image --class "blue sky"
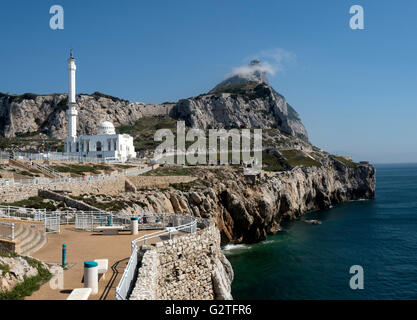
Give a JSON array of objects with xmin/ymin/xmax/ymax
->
[{"xmin": 0, "ymin": 0, "xmax": 416, "ymax": 163}]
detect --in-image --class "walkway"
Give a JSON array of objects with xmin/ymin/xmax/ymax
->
[{"xmin": 26, "ymin": 225, "xmax": 160, "ymax": 300}]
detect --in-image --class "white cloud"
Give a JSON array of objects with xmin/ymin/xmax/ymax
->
[{"xmin": 228, "ymin": 48, "xmax": 296, "ymax": 78}]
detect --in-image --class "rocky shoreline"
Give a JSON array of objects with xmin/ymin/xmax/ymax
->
[{"xmin": 86, "ymin": 159, "xmax": 375, "ymax": 245}]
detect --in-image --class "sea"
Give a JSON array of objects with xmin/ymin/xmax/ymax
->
[{"xmin": 224, "ymin": 163, "xmax": 417, "ymax": 299}]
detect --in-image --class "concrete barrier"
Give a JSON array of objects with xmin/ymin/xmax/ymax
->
[{"xmin": 84, "ymin": 261, "xmax": 98, "ymax": 294}]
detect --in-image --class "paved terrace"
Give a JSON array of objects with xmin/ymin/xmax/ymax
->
[{"xmin": 27, "ymin": 225, "xmax": 161, "ymax": 300}]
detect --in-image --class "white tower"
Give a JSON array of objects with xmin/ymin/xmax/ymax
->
[{"xmin": 65, "ymin": 49, "xmax": 78, "ymax": 153}]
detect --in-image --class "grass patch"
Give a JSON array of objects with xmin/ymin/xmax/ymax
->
[
  {"xmin": 171, "ymin": 179, "xmax": 211, "ymax": 192},
  {"xmin": 113, "ymin": 164, "xmax": 135, "ymax": 169},
  {"xmin": 0, "ymin": 196, "xmax": 57, "ymax": 211},
  {"xmin": 117, "ymin": 116, "xmax": 177, "ymax": 153},
  {"xmin": 51, "ymin": 164, "xmax": 111, "ymax": 175},
  {"xmin": 280, "ymin": 150, "xmax": 321, "ymax": 168},
  {"xmin": 69, "ymin": 195, "xmax": 128, "ymax": 212},
  {"xmin": 210, "ymin": 82, "xmax": 272, "ymax": 102},
  {"xmin": 262, "ymin": 151, "xmax": 286, "ymax": 172},
  {"xmin": 0, "ymin": 263, "xmax": 10, "ymax": 276},
  {"xmin": 142, "ymin": 167, "xmax": 191, "ymax": 176},
  {"xmin": 0, "ymin": 257, "xmax": 52, "ymax": 300},
  {"xmin": 261, "ymin": 149, "xmax": 321, "ymax": 172},
  {"xmin": 332, "ymin": 155, "xmax": 358, "ymax": 168}
]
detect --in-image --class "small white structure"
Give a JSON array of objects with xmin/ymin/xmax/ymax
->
[
  {"xmin": 94, "ymin": 259, "xmax": 109, "ymax": 281},
  {"xmin": 84, "ymin": 261, "xmax": 99, "ymax": 294},
  {"xmin": 67, "ymin": 288, "xmax": 92, "ymax": 300},
  {"xmin": 131, "ymin": 217, "xmax": 139, "ymax": 235},
  {"xmin": 64, "ymin": 50, "xmax": 136, "ymax": 163}
]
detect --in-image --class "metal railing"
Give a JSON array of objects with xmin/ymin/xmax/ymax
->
[
  {"xmin": 0, "ymin": 205, "xmax": 46, "ymax": 221},
  {"xmin": 31, "ymin": 161, "xmax": 63, "ymax": 178},
  {"xmin": 0, "ymin": 222, "xmax": 15, "ymax": 240},
  {"xmin": 44, "ymin": 214, "xmax": 61, "ymax": 233},
  {"xmin": 115, "ymin": 215, "xmax": 197, "ymax": 300},
  {"xmin": 0, "ymin": 166, "xmax": 152, "ymax": 189},
  {"xmin": 75, "ymin": 212, "xmax": 132, "ymax": 231},
  {"xmin": 0, "ymin": 151, "xmax": 112, "ymax": 163}
]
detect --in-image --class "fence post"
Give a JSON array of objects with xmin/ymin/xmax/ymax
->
[{"xmin": 62, "ymin": 244, "xmax": 67, "ymax": 267}]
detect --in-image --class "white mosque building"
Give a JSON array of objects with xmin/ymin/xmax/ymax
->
[{"xmin": 64, "ymin": 50, "xmax": 136, "ymax": 162}]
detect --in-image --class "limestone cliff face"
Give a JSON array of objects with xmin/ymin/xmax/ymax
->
[
  {"xmin": 171, "ymin": 82, "xmax": 308, "ymax": 141},
  {"xmin": 116, "ymin": 159, "xmax": 375, "ymax": 245},
  {"xmin": 0, "ymin": 93, "xmax": 173, "ymax": 139}
]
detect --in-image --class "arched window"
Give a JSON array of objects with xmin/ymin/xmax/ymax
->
[{"xmin": 96, "ymin": 141, "xmax": 102, "ymax": 152}]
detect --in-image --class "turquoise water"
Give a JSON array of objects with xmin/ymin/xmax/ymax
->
[{"xmin": 225, "ymin": 163, "xmax": 417, "ymax": 299}]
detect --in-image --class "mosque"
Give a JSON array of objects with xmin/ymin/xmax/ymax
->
[{"xmin": 64, "ymin": 50, "xmax": 137, "ymax": 162}]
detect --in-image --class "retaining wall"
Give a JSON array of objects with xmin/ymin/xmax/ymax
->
[
  {"xmin": 0, "ymin": 239, "xmax": 19, "ymax": 255},
  {"xmin": 38, "ymin": 190, "xmax": 100, "ymax": 211},
  {"xmin": 0, "ymin": 176, "xmax": 127, "ymax": 203},
  {"xmin": 129, "ymin": 220, "xmax": 233, "ymax": 300}
]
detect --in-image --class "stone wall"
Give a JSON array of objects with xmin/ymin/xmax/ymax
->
[
  {"xmin": 0, "ymin": 239, "xmax": 18, "ymax": 255},
  {"xmin": 126, "ymin": 175, "xmax": 197, "ymax": 190},
  {"xmin": 0, "ymin": 176, "xmax": 127, "ymax": 203},
  {"xmin": 38, "ymin": 190, "xmax": 100, "ymax": 211},
  {"xmin": 130, "ymin": 220, "xmax": 233, "ymax": 300}
]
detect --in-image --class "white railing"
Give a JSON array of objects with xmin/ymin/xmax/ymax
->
[
  {"xmin": 0, "ymin": 222, "xmax": 15, "ymax": 240},
  {"xmin": 0, "ymin": 205, "xmax": 46, "ymax": 221},
  {"xmin": 44, "ymin": 214, "xmax": 61, "ymax": 233},
  {"xmin": 0, "ymin": 151, "xmax": 110, "ymax": 163},
  {"xmin": 0, "ymin": 166, "xmax": 152, "ymax": 189},
  {"xmin": 31, "ymin": 161, "xmax": 63, "ymax": 178},
  {"xmin": 115, "ymin": 215, "xmax": 197, "ymax": 300},
  {"xmin": 75, "ymin": 212, "xmax": 132, "ymax": 231}
]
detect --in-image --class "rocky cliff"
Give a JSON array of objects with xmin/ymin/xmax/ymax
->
[
  {"xmin": 0, "ymin": 92, "xmax": 174, "ymax": 139},
  {"xmin": 0, "ymin": 60, "xmax": 308, "ymax": 143},
  {"xmin": 171, "ymin": 81, "xmax": 308, "ymax": 141},
  {"xmin": 104, "ymin": 156, "xmax": 375, "ymax": 244}
]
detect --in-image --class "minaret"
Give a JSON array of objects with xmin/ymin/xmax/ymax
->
[{"xmin": 65, "ymin": 49, "xmax": 78, "ymax": 153}]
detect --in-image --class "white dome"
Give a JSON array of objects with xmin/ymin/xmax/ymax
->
[{"xmin": 98, "ymin": 121, "xmax": 115, "ymax": 134}]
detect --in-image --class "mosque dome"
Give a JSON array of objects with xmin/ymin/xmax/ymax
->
[{"xmin": 98, "ymin": 121, "xmax": 116, "ymax": 135}]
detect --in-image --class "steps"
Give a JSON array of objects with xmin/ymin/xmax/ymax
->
[{"xmin": 13, "ymin": 223, "xmax": 47, "ymax": 256}]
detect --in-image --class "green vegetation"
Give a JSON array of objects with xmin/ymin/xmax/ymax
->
[
  {"xmin": 113, "ymin": 164, "xmax": 136, "ymax": 169},
  {"xmin": 117, "ymin": 116, "xmax": 178, "ymax": 152},
  {"xmin": 70, "ymin": 194, "xmax": 129, "ymax": 212},
  {"xmin": 332, "ymin": 155, "xmax": 358, "ymax": 168},
  {"xmin": 262, "ymin": 151, "xmax": 286, "ymax": 172},
  {"xmin": 0, "ymin": 256, "xmax": 52, "ymax": 300},
  {"xmin": 143, "ymin": 166, "xmax": 191, "ymax": 176},
  {"xmin": 92, "ymin": 91, "xmax": 129, "ymax": 103},
  {"xmin": 51, "ymin": 164, "xmax": 112, "ymax": 175},
  {"xmin": 210, "ymin": 82, "xmax": 271, "ymax": 102},
  {"xmin": 280, "ymin": 150, "xmax": 322, "ymax": 168},
  {"xmin": 0, "ymin": 263, "xmax": 10, "ymax": 276},
  {"xmin": 171, "ymin": 179, "xmax": 211, "ymax": 192},
  {"xmin": 54, "ymin": 97, "xmax": 68, "ymax": 111},
  {"xmin": 0, "ymin": 196, "xmax": 57, "ymax": 211},
  {"xmin": 262, "ymin": 149, "xmax": 322, "ymax": 172}
]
